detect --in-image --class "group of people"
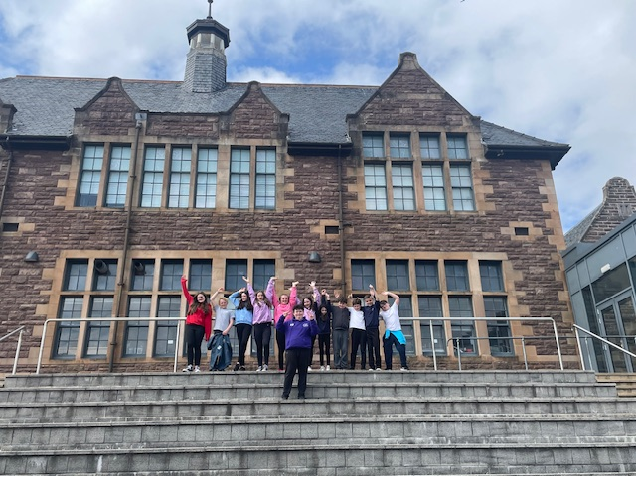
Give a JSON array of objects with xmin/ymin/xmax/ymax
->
[{"xmin": 181, "ymin": 276, "xmax": 408, "ymax": 398}]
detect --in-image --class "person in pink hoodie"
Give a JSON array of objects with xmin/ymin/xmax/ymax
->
[{"xmin": 267, "ymin": 277, "xmax": 298, "ymax": 371}]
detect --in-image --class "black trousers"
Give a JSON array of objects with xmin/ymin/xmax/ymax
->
[
  {"xmin": 185, "ymin": 323, "xmax": 205, "ymax": 367},
  {"xmin": 366, "ymin": 327, "xmax": 381, "ymax": 369},
  {"xmin": 276, "ymin": 330, "xmax": 286, "ymax": 370},
  {"xmin": 282, "ymin": 348, "xmax": 311, "ymax": 398},
  {"xmin": 235, "ymin": 323, "xmax": 252, "ymax": 366},
  {"xmin": 383, "ymin": 332, "xmax": 407, "ymax": 369},
  {"xmin": 252, "ymin": 322, "xmax": 271, "ymax": 367},
  {"xmin": 350, "ymin": 328, "xmax": 367, "ymax": 369},
  {"xmin": 318, "ymin": 334, "xmax": 330, "ymax": 366}
]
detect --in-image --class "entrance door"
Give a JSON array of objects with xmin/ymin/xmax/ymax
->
[{"xmin": 596, "ymin": 291, "xmax": 636, "ymax": 373}]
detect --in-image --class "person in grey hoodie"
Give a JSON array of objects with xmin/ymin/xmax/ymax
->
[{"xmin": 329, "ymin": 294, "xmax": 351, "ymax": 370}]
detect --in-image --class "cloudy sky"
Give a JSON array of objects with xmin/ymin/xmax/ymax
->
[{"xmin": 0, "ymin": 0, "xmax": 634, "ymax": 232}]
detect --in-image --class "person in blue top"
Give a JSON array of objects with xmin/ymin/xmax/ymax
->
[
  {"xmin": 276, "ymin": 304, "xmax": 318, "ymax": 399},
  {"xmin": 229, "ymin": 276, "xmax": 254, "ymax": 371}
]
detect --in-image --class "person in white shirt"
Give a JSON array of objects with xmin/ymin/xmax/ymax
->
[
  {"xmin": 379, "ymin": 291, "xmax": 408, "ymax": 370},
  {"xmin": 347, "ymin": 297, "xmax": 367, "ymax": 370}
]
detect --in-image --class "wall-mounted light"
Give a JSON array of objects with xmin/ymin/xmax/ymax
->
[
  {"xmin": 600, "ymin": 263, "xmax": 611, "ymax": 274},
  {"xmin": 308, "ymin": 251, "xmax": 321, "ymax": 263},
  {"xmin": 94, "ymin": 259, "xmax": 109, "ymax": 275},
  {"xmin": 24, "ymin": 251, "xmax": 39, "ymax": 262}
]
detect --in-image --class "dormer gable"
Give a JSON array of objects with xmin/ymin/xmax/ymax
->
[
  {"xmin": 351, "ymin": 52, "xmax": 479, "ymax": 129},
  {"xmin": 222, "ymin": 81, "xmax": 288, "ymax": 141},
  {"xmin": 74, "ymin": 77, "xmax": 140, "ymax": 137}
]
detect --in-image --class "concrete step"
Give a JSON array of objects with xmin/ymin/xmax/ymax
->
[
  {"xmin": 2, "ymin": 369, "xmax": 600, "ymax": 389},
  {"xmin": 1, "ymin": 442, "xmax": 634, "ymax": 475},
  {"xmin": 0, "ymin": 396, "xmax": 634, "ymax": 421},
  {"xmin": 596, "ymin": 372, "xmax": 637, "ymax": 398},
  {"xmin": 0, "ymin": 381, "xmax": 620, "ymax": 404},
  {"xmin": 1, "ymin": 414, "xmax": 634, "ymax": 449},
  {"xmin": 0, "ymin": 370, "xmax": 633, "ymax": 475}
]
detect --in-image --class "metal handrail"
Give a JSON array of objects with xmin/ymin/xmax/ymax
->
[
  {"xmin": 572, "ymin": 324, "xmax": 637, "ymax": 371},
  {"xmin": 0, "ymin": 326, "xmax": 26, "ymax": 375},
  {"xmin": 445, "ymin": 335, "xmax": 564, "ymax": 371},
  {"xmin": 36, "ymin": 317, "xmax": 186, "ymax": 374},
  {"xmin": 400, "ymin": 316, "xmax": 564, "ymax": 370}
]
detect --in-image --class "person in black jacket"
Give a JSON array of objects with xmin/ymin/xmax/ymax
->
[
  {"xmin": 317, "ymin": 290, "xmax": 332, "ymax": 371},
  {"xmin": 363, "ymin": 285, "xmax": 382, "ymax": 371}
]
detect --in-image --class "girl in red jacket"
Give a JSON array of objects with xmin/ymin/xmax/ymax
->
[{"xmin": 181, "ymin": 276, "xmax": 213, "ymax": 372}]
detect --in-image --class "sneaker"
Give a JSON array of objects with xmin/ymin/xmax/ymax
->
[
  {"xmin": 326, "ymin": 365, "xmax": 330, "ymax": 371},
  {"xmin": 368, "ymin": 368, "xmax": 375, "ymax": 371},
  {"xmin": 256, "ymin": 365, "xmax": 263, "ymax": 372},
  {"xmin": 297, "ymin": 395, "xmax": 305, "ymax": 400},
  {"xmin": 307, "ymin": 366, "xmax": 312, "ymax": 372},
  {"xmin": 320, "ymin": 366, "xmax": 325, "ymax": 371},
  {"xmin": 263, "ymin": 365, "xmax": 268, "ymax": 371},
  {"xmin": 400, "ymin": 367, "xmax": 409, "ymax": 371},
  {"xmin": 376, "ymin": 368, "xmax": 382, "ymax": 371},
  {"xmin": 233, "ymin": 363, "xmax": 240, "ymax": 372},
  {"xmin": 194, "ymin": 366, "xmax": 201, "ymax": 373},
  {"xmin": 281, "ymin": 393, "xmax": 289, "ymax": 400},
  {"xmin": 182, "ymin": 365, "xmax": 193, "ymax": 373},
  {"xmin": 239, "ymin": 366, "xmax": 246, "ymax": 371}
]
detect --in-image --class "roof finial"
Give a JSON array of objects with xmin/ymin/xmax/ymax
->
[{"xmin": 207, "ymin": 0, "xmax": 213, "ymax": 19}]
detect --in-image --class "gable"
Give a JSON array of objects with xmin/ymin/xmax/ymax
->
[
  {"xmin": 354, "ymin": 52, "xmax": 475, "ymax": 128},
  {"xmin": 74, "ymin": 77, "xmax": 139, "ymax": 137},
  {"xmin": 226, "ymin": 82, "xmax": 288, "ymax": 141}
]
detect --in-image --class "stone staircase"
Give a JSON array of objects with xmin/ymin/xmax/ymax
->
[
  {"xmin": 0, "ymin": 370, "xmax": 634, "ymax": 476},
  {"xmin": 596, "ymin": 372, "xmax": 636, "ymax": 398}
]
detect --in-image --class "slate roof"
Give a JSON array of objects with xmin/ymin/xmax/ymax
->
[
  {"xmin": 563, "ymin": 204, "xmax": 602, "ymax": 249},
  {"xmin": 0, "ymin": 75, "xmax": 568, "ymax": 150}
]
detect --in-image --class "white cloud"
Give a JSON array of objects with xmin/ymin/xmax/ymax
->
[{"xmin": 0, "ymin": 0, "xmax": 634, "ymax": 231}]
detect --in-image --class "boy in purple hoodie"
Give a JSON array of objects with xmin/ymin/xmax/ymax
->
[{"xmin": 275, "ymin": 304, "xmax": 318, "ymax": 399}]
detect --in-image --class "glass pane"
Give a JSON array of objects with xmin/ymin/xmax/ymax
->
[
  {"xmin": 415, "ymin": 260, "xmax": 439, "ymax": 291},
  {"xmin": 386, "ymin": 260, "xmax": 409, "ymax": 290},
  {"xmin": 225, "ymin": 259, "xmax": 248, "ymax": 292},
  {"xmin": 600, "ymin": 304, "xmax": 627, "ymax": 372},
  {"xmin": 420, "ymin": 134, "xmax": 440, "ymax": 160},
  {"xmin": 352, "ymin": 260, "xmax": 376, "ymax": 290},
  {"xmin": 591, "ymin": 264, "xmax": 631, "ymax": 303},
  {"xmin": 190, "ymin": 260, "xmax": 212, "ymax": 292},
  {"xmin": 161, "ymin": 260, "xmax": 184, "ymax": 291},
  {"xmin": 618, "ymin": 297, "xmax": 636, "ymax": 359},
  {"xmin": 131, "ymin": 260, "xmax": 155, "ymax": 291}
]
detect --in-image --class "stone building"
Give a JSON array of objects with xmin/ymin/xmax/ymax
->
[
  {"xmin": 0, "ymin": 10, "xmax": 578, "ymax": 373},
  {"xmin": 562, "ymin": 177, "xmax": 636, "ymax": 373}
]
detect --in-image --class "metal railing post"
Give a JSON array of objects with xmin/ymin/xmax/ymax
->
[
  {"xmin": 521, "ymin": 337, "xmax": 528, "ymax": 370},
  {"xmin": 550, "ymin": 319, "xmax": 564, "ymax": 370},
  {"xmin": 429, "ymin": 320, "xmax": 437, "ymax": 371},
  {"xmin": 455, "ymin": 338, "xmax": 462, "ymax": 371},
  {"xmin": 12, "ymin": 330, "xmax": 23, "ymax": 375},
  {"xmin": 173, "ymin": 321, "xmax": 182, "ymax": 373}
]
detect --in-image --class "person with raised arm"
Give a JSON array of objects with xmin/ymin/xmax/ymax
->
[
  {"xmin": 246, "ymin": 277, "xmax": 274, "ymax": 372},
  {"xmin": 181, "ymin": 276, "xmax": 213, "ymax": 373},
  {"xmin": 208, "ymin": 287, "xmax": 235, "ymax": 371},
  {"xmin": 267, "ymin": 277, "xmax": 299, "ymax": 371},
  {"xmin": 379, "ymin": 291, "xmax": 409, "ymax": 371},
  {"xmin": 229, "ymin": 276, "xmax": 254, "ymax": 371}
]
